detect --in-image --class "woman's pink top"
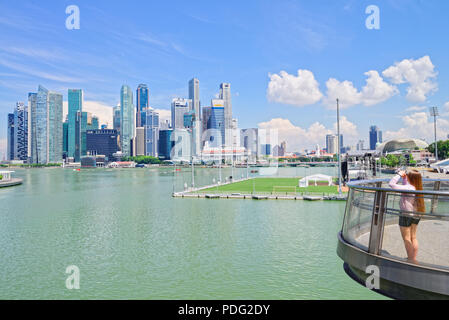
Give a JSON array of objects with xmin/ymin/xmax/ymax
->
[{"xmin": 388, "ymin": 174, "xmax": 416, "ymax": 212}]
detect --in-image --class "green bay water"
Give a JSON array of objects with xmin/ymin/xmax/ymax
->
[{"xmin": 0, "ymin": 167, "xmax": 384, "ymax": 299}]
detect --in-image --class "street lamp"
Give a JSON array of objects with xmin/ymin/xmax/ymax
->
[
  {"xmin": 337, "ymin": 99, "xmax": 342, "ymax": 196},
  {"xmin": 429, "ymin": 107, "xmax": 439, "ymax": 162}
]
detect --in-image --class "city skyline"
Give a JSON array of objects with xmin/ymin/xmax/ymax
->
[{"xmin": 2, "ymin": 1, "xmax": 449, "ymax": 159}]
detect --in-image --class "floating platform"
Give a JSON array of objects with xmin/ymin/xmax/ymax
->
[
  {"xmin": 0, "ymin": 178, "xmax": 23, "ymax": 188},
  {"xmin": 252, "ymin": 195, "xmax": 268, "ymax": 200}
]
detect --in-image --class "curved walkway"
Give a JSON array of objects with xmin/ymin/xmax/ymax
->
[{"xmin": 0, "ymin": 178, "xmax": 23, "ymax": 188}]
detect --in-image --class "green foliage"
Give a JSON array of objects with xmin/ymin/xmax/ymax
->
[
  {"xmin": 0, "ymin": 175, "xmax": 3, "ymax": 180},
  {"xmin": 427, "ymin": 140, "xmax": 449, "ymax": 160},
  {"xmin": 379, "ymin": 153, "xmax": 416, "ymax": 167},
  {"xmin": 122, "ymin": 156, "xmax": 162, "ymax": 164}
]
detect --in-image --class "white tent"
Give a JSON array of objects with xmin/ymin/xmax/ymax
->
[{"xmin": 299, "ymin": 174, "xmax": 333, "ymax": 187}]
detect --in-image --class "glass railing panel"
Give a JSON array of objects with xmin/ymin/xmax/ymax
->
[
  {"xmin": 342, "ymin": 189, "xmax": 375, "ymax": 251},
  {"xmin": 381, "ymin": 191, "xmax": 449, "ymax": 270}
]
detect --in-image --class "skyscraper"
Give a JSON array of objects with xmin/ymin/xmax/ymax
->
[
  {"xmin": 27, "ymin": 92, "xmax": 37, "ymax": 163},
  {"xmin": 86, "ymin": 129, "xmax": 119, "ymax": 160},
  {"xmin": 33, "ymin": 85, "xmax": 63, "ymax": 164},
  {"xmin": 7, "ymin": 113, "xmax": 14, "ymax": 161},
  {"xmin": 326, "ymin": 134, "xmax": 338, "ymax": 154},
  {"xmin": 219, "ymin": 83, "xmax": 232, "ymax": 146},
  {"xmin": 68, "ymin": 89, "xmax": 83, "ymax": 160},
  {"xmin": 189, "ymin": 78, "xmax": 201, "ymax": 156},
  {"xmin": 113, "ymin": 105, "xmax": 121, "ymax": 134},
  {"xmin": 13, "ymin": 102, "xmax": 28, "ymax": 161},
  {"xmin": 136, "ymin": 84, "xmax": 149, "ymax": 127},
  {"xmin": 369, "ymin": 126, "xmax": 382, "ymax": 150},
  {"xmin": 120, "ymin": 85, "xmax": 135, "ymax": 157},
  {"xmin": 171, "ymin": 98, "xmax": 191, "ymax": 129},
  {"xmin": 240, "ymin": 128, "xmax": 259, "ymax": 160},
  {"xmin": 208, "ymin": 99, "xmax": 225, "ymax": 147},
  {"xmin": 158, "ymin": 129, "xmax": 173, "ymax": 160},
  {"xmin": 145, "ymin": 109, "xmax": 159, "ymax": 157}
]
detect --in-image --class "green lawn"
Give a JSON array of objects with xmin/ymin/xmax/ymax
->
[{"xmin": 199, "ymin": 177, "xmax": 340, "ymax": 194}]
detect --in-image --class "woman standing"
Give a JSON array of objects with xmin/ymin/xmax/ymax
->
[{"xmin": 388, "ymin": 169, "xmax": 425, "ymax": 263}]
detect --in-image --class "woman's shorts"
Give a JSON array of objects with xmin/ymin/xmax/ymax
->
[{"xmin": 399, "ymin": 216, "xmax": 421, "ymax": 227}]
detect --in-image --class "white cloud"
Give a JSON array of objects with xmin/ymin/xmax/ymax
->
[
  {"xmin": 443, "ymin": 101, "xmax": 449, "ymax": 111},
  {"xmin": 154, "ymin": 108, "xmax": 171, "ymax": 126},
  {"xmin": 258, "ymin": 116, "xmax": 358, "ymax": 152},
  {"xmin": 63, "ymin": 101, "xmax": 114, "ymax": 128},
  {"xmin": 385, "ymin": 111, "xmax": 449, "ymax": 142},
  {"xmin": 267, "ymin": 69, "xmax": 323, "ymax": 106},
  {"xmin": 323, "ymin": 71, "xmax": 397, "ymax": 108},
  {"xmin": 361, "ymin": 71, "xmax": 398, "ymax": 106},
  {"xmin": 382, "ymin": 55, "xmax": 437, "ymax": 102},
  {"xmin": 323, "ymin": 78, "xmax": 361, "ymax": 108},
  {"xmin": 405, "ymin": 106, "xmax": 426, "ymax": 112}
]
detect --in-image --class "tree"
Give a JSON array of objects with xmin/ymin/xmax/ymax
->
[{"xmin": 427, "ymin": 140, "xmax": 449, "ymax": 160}]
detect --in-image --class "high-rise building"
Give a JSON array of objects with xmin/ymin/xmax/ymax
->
[
  {"xmin": 171, "ymin": 98, "xmax": 191, "ymax": 129},
  {"xmin": 33, "ymin": 85, "xmax": 63, "ymax": 164},
  {"xmin": 326, "ymin": 134, "xmax": 338, "ymax": 154},
  {"xmin": 171, "ymin": 128, "xmax": 191, "ymax": 161},
  {"xmin": 369, "ymin": 126, "xmax": 382, "ymax": 150},
  {"xmin": 189, "ymin": 78, "xmax": 201, "ymax": 156},
  {"xmin": 113, "ymin": 105, "xmax": 121, "ymax": 134},
  {"xmin": 208, "ymin": 99, "xmax": 225, "ymax": 147},
  {"xmin": 158, "ymin": 129, "xmax": 173, "ymax": 160},
  {"xmin": 219, "ymin": 83, "xmax": 232, "ymax": 146},
  {"xmin": 120, "ymin": 85, "xmax": 135, "ymax": 157},
  {"xmin": 136, "ymin": 84, "xmax": 149, "ymax": 127},
  {"xmin": 68, "ymin": 89, "xmax": 83, "ymax": 160},
  {"xmin": 135, "ymin": 127, "xmax": 145, "ymax": 156},
  {"xmin": 86, "ymin": 129, "xmax": 119, "ymax": 161},
  {"xmin": 356, "ymin": 140, "xmax": 364, "ymax": 151},
  {"xmin": 7, "ymin": 113, "xmax": 14, "ymax": 161},
  {"xmin": 240, "ymin": 128, "xmax": 259, "ymax": 160},
  {"xmin": 27, "ymin": 92, "xmax": 37, "ymax": 163},
  {"xmin": 63, "ymin": 120, "xmax": 68, "ymax": 158},
  {"xmin": 10, "ymin": 102, "xmax": 28, "ymax": 161},
  {"xmin": 145, "ymin": 109, "xmax": 159, "ymax": 157}
]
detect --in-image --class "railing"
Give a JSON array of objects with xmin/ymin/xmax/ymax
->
[{"xmin": 342, "ymin": 178, "xmax": 449, "ymax": 271}]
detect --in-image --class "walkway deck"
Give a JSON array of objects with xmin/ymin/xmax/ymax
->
[{"xmin": 356, "ymin": 220, "xmax": 449, "ymax": 270}]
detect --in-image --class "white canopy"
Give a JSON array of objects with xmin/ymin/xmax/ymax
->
[{"xmin": 299, "ymin": 174, "xmax": 333, "ymax": 187}]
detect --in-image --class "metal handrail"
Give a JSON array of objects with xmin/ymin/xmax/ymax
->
[{"xmin": 347, "ymin": 178, "xmax": 449, "ymax": 196}]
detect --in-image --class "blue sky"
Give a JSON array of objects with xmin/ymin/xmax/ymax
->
[{"xmin": 1, "ymin": 0, "xmax": 449, "ymax": 157}]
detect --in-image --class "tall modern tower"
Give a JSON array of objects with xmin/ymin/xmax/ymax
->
[
  {"xmin": 219, "ymin": 83, "xmax": 232, "ymax": 146},
  {"xmin": 33, "ymin": 85, "xmax": 63, "ymax": 164},
  {"xmin": 13, "ymin": 102, "xmax": 28, "ymax": 161},
  {"xmin": 369, "ymin": 126, "xmax": 382, "ymax": 150},
  {"xmin": 7, "ymin": 113, "xmax": 14, "ymax": 161},
  {"xmin": 68, "ymin": 89, "xmax": 83, "ymax": 160},
  {"xmin": 120, "ymin": 85, "xmax": 135, "ymax": 157},
  {"xmin": 145, "ymin": 109, "xmax": 159, "ymax": 157},
  {"xmin": 189, "ymin": 78, "xmax": 201, "ymax": 156},
  {"xmin": 171, "ymin": 98, "xmax": 191, "ymax": 129},
  {"xmin": 27, "ymin": 92, "xmax": 37, "ymax": 163},
  {"xmin": 136, "ymin": 84, "xmax": 149, "ymax": 127},
  {"xmin": 209, "ymin": 99, "xmax": 225, "ymax": 147}
]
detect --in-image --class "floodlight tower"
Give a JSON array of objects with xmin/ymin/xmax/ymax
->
[{"xmin": 429, "ymin": 107, "xmax": 439, "ymax": 162}]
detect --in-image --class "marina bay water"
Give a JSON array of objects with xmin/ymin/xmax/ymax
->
[{"xmin": 0, "ymin": 167, "xmax": 384, "ymax": 299}]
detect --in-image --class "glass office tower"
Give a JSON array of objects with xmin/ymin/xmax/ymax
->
[
  {"xmin": 35, "ymin": 85, "xmax": 63, "ymax": 164},
  {"xmin": 145, "ymin": 109, "xmax": 159, "ymax": 157},
  {"xmin": 136, "ymin": 84, "xmax": 149, "ymax": 128},
  {"xmin": 68, "ymin": 89, "xmax": 83, "ymax": 160},
  {"xmin": 120, "ymin": 85, "xmax": 135, "ymax": 156}
]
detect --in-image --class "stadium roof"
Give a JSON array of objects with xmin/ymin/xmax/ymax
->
[{"xmin": 376, "ymin": 138, "xmax": 429, "ymax": 153}]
